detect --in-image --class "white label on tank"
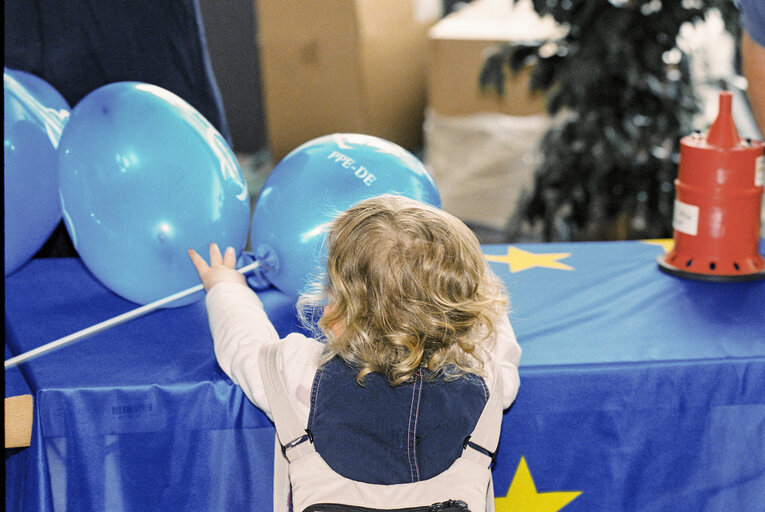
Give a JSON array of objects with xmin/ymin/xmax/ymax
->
[
  {"xmin": 756, "ymin": 156, "xmax": 764, "ymax": 187},
  {"xmin": 672, "ymin": 200, "xmax": 699, "ymax": 236}
]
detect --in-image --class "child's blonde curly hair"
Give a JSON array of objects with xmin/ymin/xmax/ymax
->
[{"xmin": 297, "ymin": 194, "xmax": 508, "ymax": 386}]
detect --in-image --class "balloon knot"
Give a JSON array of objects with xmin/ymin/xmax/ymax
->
[{"xmin": 239, "ymin": 245, "xmax": 279, "ymax": 290}]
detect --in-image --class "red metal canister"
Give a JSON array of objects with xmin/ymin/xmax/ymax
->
[{"xmin": 658, "ymin": 91, "xmax": 764, "ymax": 281}]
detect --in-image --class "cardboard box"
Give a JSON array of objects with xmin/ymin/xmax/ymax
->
[
  {"xmin": 5, "ymin": 394, "xmax": 33, "ymax": 448},
  {"xmin": 427, "ymin": 0, "xmax": 563, "ymax": 117},
  {"xmin": 423, "ymin": 1, "xmax": 564, "ymax": 230},
  {"xmin": 255, "ymin": 0, "xmax": 440, "ymax": 162}
]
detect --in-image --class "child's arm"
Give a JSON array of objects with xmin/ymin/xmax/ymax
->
[
  {"xmin": 492, "ymin": 313, "xmax": 522, "ymax": 409},
  {"xmin": 189, "ymin": 244, "xmax": 281, "ymax": 412}
]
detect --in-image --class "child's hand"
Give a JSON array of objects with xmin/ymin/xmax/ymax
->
[{"xmin": 188, "ymin": 243, "xmax": 247, "ymax": 292}]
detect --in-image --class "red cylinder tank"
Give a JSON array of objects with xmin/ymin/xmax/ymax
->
[{"xmin": 658, "ymin": 91, "xmax": 764, "ymax": 281}]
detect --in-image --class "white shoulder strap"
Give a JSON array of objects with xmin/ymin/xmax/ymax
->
[
  {"xmin": 461, "ymin": 373, "xmax": 504, "ymax": 512},
  {"xmin": 258, "ymin": 342, "xmax": 314, "ymax": 512},
  {"xmin": 258, "ymin": 342, "xmax": 315, "ymax": 461},
  {"xmin": 272, "ymin": 437, "xmax": 289, "ymax": 512},
  {"xmin": 462, "ymin": 372, "xmax": 504, "ymax": 466}
]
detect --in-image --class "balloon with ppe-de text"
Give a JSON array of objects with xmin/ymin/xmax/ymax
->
[
  {"xmin": 57, "ymin": 82, "xmax": 250, "ymax": 306},
  {"xmin": 4, "ymin": 68, "xmax": 70, "ymax": 275},
  {"xmin": 248, "ymin": 133, "xmax": 441, "ymax": 297}
]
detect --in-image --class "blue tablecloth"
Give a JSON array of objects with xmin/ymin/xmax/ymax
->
[{"xmin": 5, "ymin": 240, "xmax": 765, "ymax": 511}]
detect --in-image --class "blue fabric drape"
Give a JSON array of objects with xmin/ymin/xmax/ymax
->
[{"xmin": 5, "ymin": 241, "xmax": 765, "ymax": 511}]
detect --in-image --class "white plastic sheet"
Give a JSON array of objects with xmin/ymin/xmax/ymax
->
[{"xmin": 423, "ymin": 109, "xmax": 551, "ymax": 231}]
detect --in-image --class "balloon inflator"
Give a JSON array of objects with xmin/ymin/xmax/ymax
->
[{"xmin": 658, "ymin": 91, "xmax": 764, "ymax": 281}]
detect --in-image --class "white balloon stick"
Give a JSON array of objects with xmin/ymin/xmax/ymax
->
[{"xmin": 4, "ymin": 260, "xmax": 261, "ymax": 370}]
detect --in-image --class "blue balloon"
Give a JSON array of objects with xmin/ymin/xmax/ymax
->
[
  {"xmin": 4, "ymin": 68, "xmax": 70, "ymax": 275},
  {"xmin": 57, "ymin": 82, "xmax": 250, "ymax": 306},
  {"xmin": 249, "ymin": 133, "xmax": 441, "ymax": 297}
]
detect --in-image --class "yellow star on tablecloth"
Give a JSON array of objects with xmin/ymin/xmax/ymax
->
[
  {"xmin": 485, "ymin": 246, "xmax": 573, "ymax": 273},
  {"xmin": 642, "ymin": 238, "xmax": 675, "ymax": 253},
  {"xmin": 494, "ymin": 457, "xmax": 582, "ymax": 512}
]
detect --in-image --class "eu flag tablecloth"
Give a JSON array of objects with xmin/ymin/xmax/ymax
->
[{"xmin": 5, "ymin": 240, "xmax": 765, "ymax": 511}]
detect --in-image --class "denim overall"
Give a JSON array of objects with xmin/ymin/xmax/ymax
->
[
  {"xmin": 260, "ymin": 343, "xmax": 502, "ymax": 512},
  {"xmin": 307, "ymin": 357, "xmax": 490, "ymax": 485}
]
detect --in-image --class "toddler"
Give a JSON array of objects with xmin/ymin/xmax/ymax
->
[{"xmin": 189, "ymin": 194, "xmax": 521, "ymax": 511}]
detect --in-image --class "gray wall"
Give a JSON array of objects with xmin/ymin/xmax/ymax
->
[{"xmin": 199, "ymin": 0, "xmax": 267, "ymax": 153}]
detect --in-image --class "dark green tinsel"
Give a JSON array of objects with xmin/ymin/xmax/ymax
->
[{"xmin": 480, "ymin": 0, "xmax": 741, "ymax": 241}]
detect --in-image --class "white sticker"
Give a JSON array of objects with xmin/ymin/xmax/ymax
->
[
  {"xmin": 756, "ymin": 156, "xmax": 764, "ymax": 187},
  {"xmin": 672, "ymin": 199, "xmax": 699, "ymax": 236}
]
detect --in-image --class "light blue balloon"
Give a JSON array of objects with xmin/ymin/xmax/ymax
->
[
  {"xmin": 58, "ymin": 82, "xmax": 250, "ymax": 306},
  {"xmin": 249, "ymin": 133, "xmax": 441, "ymax": 297},
  {"xmin": 4, "ymin": 68, "xmax": 70, "ymax": 275}
]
